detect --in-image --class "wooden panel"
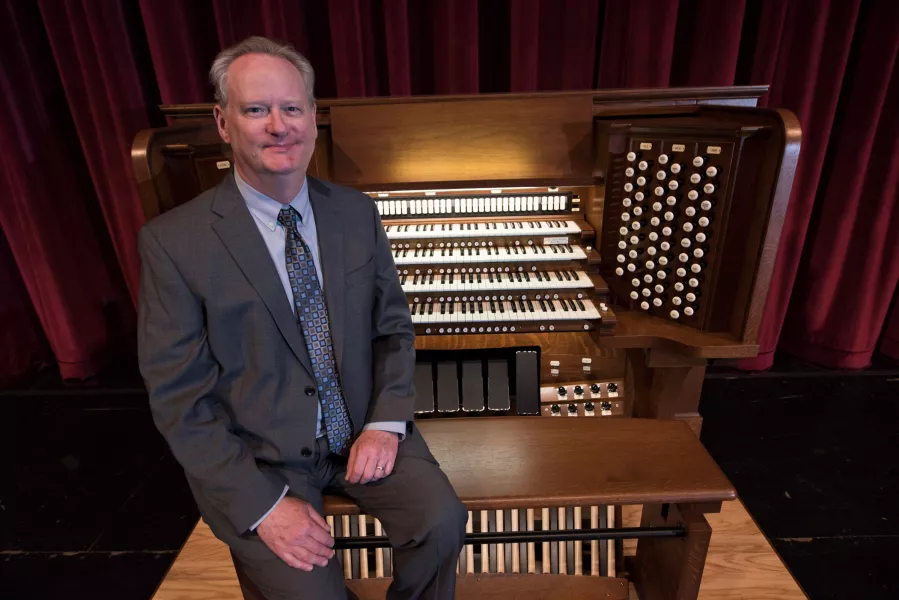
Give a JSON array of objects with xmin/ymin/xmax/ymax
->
[
  {"xmin": 157, "ymin": 86, "xmax": 768, "ymax": 121},
  {"xmin": 347, "ymin": 573, "xmax": 628, "ymax": 600},
  {"xmin": 322, "ymin": 417, "xmax": 735, "ymax": 515},
  {"xmin": 329, "ymin": 96, "xmax": 594, "ymax": 187}
]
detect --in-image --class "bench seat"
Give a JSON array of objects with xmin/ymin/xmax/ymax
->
[{"xmin": 324, "ymin": 416, "xmax": 735, "ymax": 515}]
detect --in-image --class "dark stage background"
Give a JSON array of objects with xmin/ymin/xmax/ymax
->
[{"xmin": 1, "ymin": 0, "xmax": 897, "ymax": 384}]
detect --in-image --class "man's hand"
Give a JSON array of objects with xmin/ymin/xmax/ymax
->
[
  {"xmin": 345, "ymin": 430, "xmax": 399, "ymax": 484},
  {"xmin": 256, "ymin": 497, "xmax": 335, "ymax": 571}
]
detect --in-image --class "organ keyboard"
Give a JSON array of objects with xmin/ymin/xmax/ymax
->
[{"xmin": 375, "ymin": 189, "xmax": 610, "ymax": 336}]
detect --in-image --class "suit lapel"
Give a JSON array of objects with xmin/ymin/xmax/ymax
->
[
  {"xmin": 308, "ymin": 178, "xmax": 347, "ymax": 373},
  {"xmin": 210, "ymin": 174, "xmax": 315, "ymax": 380}
]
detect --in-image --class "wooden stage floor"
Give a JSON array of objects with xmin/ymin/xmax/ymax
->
[{"xmin": 152, "ymin": 497, "xmax": 807, "ymax": 600}]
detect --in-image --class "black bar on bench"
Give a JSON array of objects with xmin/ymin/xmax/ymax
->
[{"xmin": 332, "ymin": 526, "xmax": 685, "ymax": 550}]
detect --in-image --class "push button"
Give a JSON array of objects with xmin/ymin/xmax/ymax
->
[
  {"xmin": 304, "ymin": 386, "xmax": 315, "ymax": 396},
  {"xmin": 301, "ymin": 447, "xmax": 312, "ymax": 457}
]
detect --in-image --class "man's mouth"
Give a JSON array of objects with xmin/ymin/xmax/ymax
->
[{"xmin": 265, "ymin": 143, "xmax": 296, "ymax": 152}]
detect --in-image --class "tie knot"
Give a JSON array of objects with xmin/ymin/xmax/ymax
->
[{"xmin": 277, "ymin": 205, "xmax": 301, "ymax": 230}]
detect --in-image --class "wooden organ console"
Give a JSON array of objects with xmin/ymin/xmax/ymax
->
[
  {"xmin": 133, "ymin": 85, "xmax": 799, "ymax": 431},
  {"xmin": 132, "ymin": 86, "xmax": 799, "ymax": 594}
]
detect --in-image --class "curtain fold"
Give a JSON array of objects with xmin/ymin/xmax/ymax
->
[
  {"xmin": 0, "ymin": 228, "xmax": 50, "ymax": 385},
  {"xmin": 736, "ymin": 0, "xmax": 865, "ymax": 370},
  {"xmin": 2, "ymin": 0, "xmax": 897, "ymax": 383},
  {"xmin": 0, "ymin": 0, "xmax": 134, "ymax": 380},
  {"xmin": 36, "ymin": 0, "xmax": 151, "ymax": 303},
  {"xmin": 778, "ymin": 0, "xmax": 899, "ymax": 368}
]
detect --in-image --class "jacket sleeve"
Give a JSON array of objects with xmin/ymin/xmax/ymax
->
[
  {"xmin": 365, "ymin": 202, "xmax": 417, "ymax": 425},
  {"xmin": 137, "ymin": 224, "xmax": 285, "ymax": 534}
]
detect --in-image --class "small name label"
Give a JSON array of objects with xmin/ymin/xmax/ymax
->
[
  {"xmin": 216, "ymin": 160, "xmax": 231, "ymax": 169},
  {"xmin": 543, "ymin": 236, "xmax": 569, "ymax": 245},
  {"xmin": 706, "ymin": 146, "xmax": 722, "ymax": 155},
  {"xmin": 672, "ymin": 144, "xmax": 686, "ymax": 152},
  {"xmin": 639, "ymin": 142, "xmax": 653, "ymax": 150}
]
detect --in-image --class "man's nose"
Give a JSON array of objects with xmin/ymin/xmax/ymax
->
[{"xmin": 267, "ymin": 109, "xmax": 288, "ymax": 135}]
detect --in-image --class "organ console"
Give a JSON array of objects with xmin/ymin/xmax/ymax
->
[
  {"xmin": 132, "ymin": 85, "xmax": 799, "ymax": 433},
  {"xmin": 132, "ymin": 86, "xmax": 798, "ymax": 590}
]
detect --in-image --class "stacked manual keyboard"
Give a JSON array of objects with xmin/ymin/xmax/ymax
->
[{"xmin": 374, "ymin": 191, "xmax": 615, "ymax": 336}]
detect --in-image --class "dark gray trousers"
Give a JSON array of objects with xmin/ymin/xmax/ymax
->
[{"xmin": 229, "ymin": 434, "xmax": 467, "ymax": 600}]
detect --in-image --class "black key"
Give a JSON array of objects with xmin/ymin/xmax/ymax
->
[
  {"xmin": 527, "ymin": 299, "xmax": 535, "ymax": 312},
  {"xmin": 487, "ymin": 359, "xmax": 510, "ymax": 411},
  {"xmin": 576, "ymin": 299, "xmax": 586, "ymax": 311},
  {"xmin": 515, "ymin": 351, "xmax": 540, "ymax": 415},
  {"xmin": 436, "ymin": 362, "xmax": 459, "ymax": 413},
  {"xmin": 414, "ymin": 363, "xmax": 435, "ymax": 413},
  {"xmin": 462, "ymin": 361, "xmax": 485, "ymax": 413}
]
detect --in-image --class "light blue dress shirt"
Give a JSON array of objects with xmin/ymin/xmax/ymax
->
[{"xmin": 233, "ymin": 169, "xmax": 406, "ymax": 529}]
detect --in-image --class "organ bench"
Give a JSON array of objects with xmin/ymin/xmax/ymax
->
[{"xmin": 163, "ymin": 417, "xmax": 736, "ymax": 600}]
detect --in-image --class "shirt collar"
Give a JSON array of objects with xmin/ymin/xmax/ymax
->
[{"xmin": 233, "ymin": 168, "xmax": 309, "ymax": 232}]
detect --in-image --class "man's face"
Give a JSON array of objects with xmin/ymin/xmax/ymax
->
[{"xmin": 214, "ymin": 53, "xmax": 317, "ymax": 180}]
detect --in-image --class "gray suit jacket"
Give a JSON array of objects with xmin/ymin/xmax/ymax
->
[{"xmin": 137, "ymin": 173, "xmax": 424, "ymax": 540}]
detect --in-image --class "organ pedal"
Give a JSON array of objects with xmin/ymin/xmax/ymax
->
[{"xmin": 331, "ymin": 507, "xmax": 618, "ymax": 580}]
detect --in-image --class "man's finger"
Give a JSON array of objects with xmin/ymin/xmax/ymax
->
[
  {"xmin": 297, "ymin": 532, "xmax": 336, "ymax": 562},
  {"xmin": 360, "ymin": 451, "xmax": 379, "ymax": 484},
  {"xmin": 384, "ymin": 458, "xmax": 395, "ymax": 477},
  {"xmin": 345, "ymin": 443, "xmax": 359, "ymax": 483},
  {"xmin": 290, "ymin": 546, "xmax": 328, "ymax": 569},
  {"xmin": 348, "ymin": 449, "xmax": 370, "ymax": 484},
  {"xmin": 304, "ymin": 503, "xmax": 332, "ymax": 535},
  {"xmin": 305, "ymin": 523, "xmax": 336, "ymax": 554},
  {"xmin": 281, "ymin": 550, "xmax": 314, "ymax": 572}
]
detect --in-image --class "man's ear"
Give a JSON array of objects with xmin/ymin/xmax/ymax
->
[{"xmin": 213, "ymin": 104, "xmax": 230, "ymax": 144}]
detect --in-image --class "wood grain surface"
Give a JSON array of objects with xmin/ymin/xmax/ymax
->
[{"xmin": 321, "ymin": 417, "xmax": 734, "ymax": 515}]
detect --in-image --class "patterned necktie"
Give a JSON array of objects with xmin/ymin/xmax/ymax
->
[{"xmin": 277, "ymin": 205, "xmax": 353, "ymax": 455}]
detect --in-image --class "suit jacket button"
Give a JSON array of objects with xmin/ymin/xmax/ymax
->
[
  {"xmin": 304, "ymin": 386, "xmax": 315, "ymax": 396},
  {"xmin": 301, "ymin": 447, "xmax": 312, "ymax": 457}
]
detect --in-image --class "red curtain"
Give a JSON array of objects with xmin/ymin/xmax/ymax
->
[{"xmin": 1, "ymin": 0, "xmax": 897, "ymax": 383}]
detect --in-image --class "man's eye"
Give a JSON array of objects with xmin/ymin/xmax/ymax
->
[
  {"xmin": 246, "ymin": 107, "xmax": 266, "ymax": 115},
  {"xmin": 285, "ymin": 106, "xmax": 302, "ymax": 114}
]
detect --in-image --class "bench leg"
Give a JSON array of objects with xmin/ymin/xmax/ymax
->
[{"xmin": 632, "ymin": 503, "xmax": 712, "ymax": 600}]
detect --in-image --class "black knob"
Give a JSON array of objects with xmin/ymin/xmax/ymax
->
[
  {"xmin": 590, "ymin": 383, "xmax": 601, "ymax": 394},
  {"xmin": 557, "ymin": 386, "xmax": 568, "ymax": 396},
  {"xmin": 585, "ymin": 402, "xmax": 595, "ymax": 412},
  {"xmin": 551, "ymin": 404, "xmax": 561, "ymax": 414},
  {"xmin": 568, "ymin": 404, "xmax": 578, "ymax": 414},
  {"xmin": 607, "ymin": 382, "xmax": 618, "ymax": 393},
  {"xmin": 304, "ymin": 386, "xmax": 316, "ymax": 396},
  {"xmin": 301, "ymin": 447, "xmax": 312, "ymax": 457},
  {"xmin": 601, "ymin": 401, "xmax": 613, "ymax": 412},
  {"xmin": 574, "ymin": 385, "xmax": 584, "ymax": 395}
]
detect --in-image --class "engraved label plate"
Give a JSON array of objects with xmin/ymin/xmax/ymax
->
[
  {"xmin": 672, "ymin": 144, "xmax": 686, "ymax": 152},
  {"xmin": 706, "ymin": 146, "xmax": 722, "ymax": 155},
  {"xmin": 216, "ymin": 160, "xmax": 231, "ymax": 169},
  {"xmin": 543, "ymin": 236, "xmax": 569, "ymax": 245},
  {"xmin": 639, "ymin": 142, "xmax": 653, "ymax": 150}
]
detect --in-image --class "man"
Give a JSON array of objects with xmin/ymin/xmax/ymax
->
[{"xmin": 137, "ymin": 36, "xmax": 467, "ymax": 600}]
